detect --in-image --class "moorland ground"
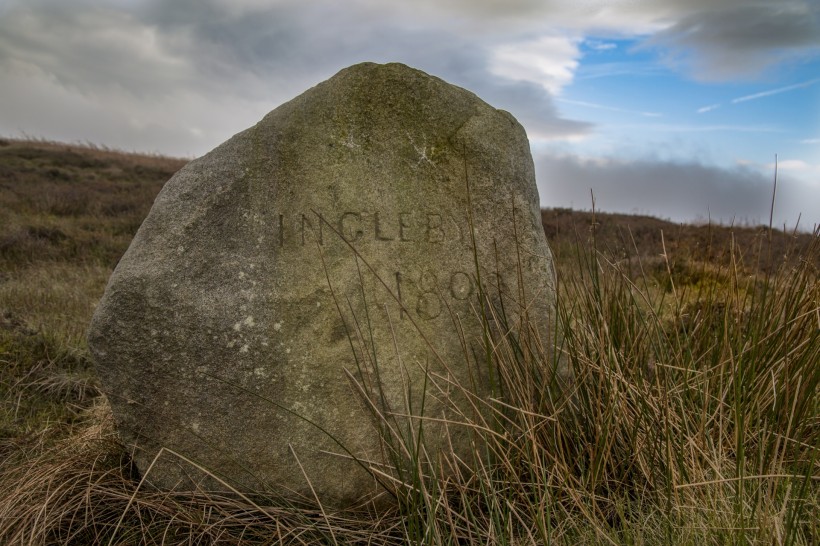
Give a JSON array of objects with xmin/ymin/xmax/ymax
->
[{"xmin": 0, "ymin": 138, "xmax": 817, "ymax": 544}]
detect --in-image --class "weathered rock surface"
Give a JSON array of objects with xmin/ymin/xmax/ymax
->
[{"xmin": 88, "ymin": 62, "xmax": 557, "ymax": 508}]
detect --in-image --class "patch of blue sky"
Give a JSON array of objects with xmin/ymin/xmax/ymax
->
[{"xmin": 557, "ymin": 38, "xmax": 820, "ymax": 168}]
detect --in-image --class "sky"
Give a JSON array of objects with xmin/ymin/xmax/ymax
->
[{"xmin": 1, "ymin": 0, "xmax": 818, "ymax": 230}]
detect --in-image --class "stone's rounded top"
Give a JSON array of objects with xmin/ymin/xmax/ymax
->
[
  {"xmin": 254, "ymin": 60, "xmax": 518, "ymax": 142},
  {"xmin": 321, "ymin": 61, "xmax": 482, "ymax": 102},
  {"xmin": 218, "ymin": 60, "xmax": 539, "ymax": 221},
  {"xmin": 88, "ymin": 62, "xmax": 556, "ymax": 510}
]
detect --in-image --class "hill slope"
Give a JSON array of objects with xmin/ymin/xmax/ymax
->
[{"xmin": 1, "ymin": 138, "xmax": 817, "ymax": 545}]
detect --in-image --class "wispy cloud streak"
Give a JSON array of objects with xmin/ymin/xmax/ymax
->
[
  {"xmin": 697, "ymin": 103, "xmax": 720, "ymax": 114},
  {"xmin": 695, "ymin": 77, "xmax": 818, "ymax": 115},
  {"xmin": 557, "ymin": 98, "xmax": 661, "ymax": 118},
  {"xmin": 615, "ymin": 123, "xmax": 782, "ymax": 134},
  {"xmin": 732, "ymin": 78, "xmax": 820, "ymax": 104}
]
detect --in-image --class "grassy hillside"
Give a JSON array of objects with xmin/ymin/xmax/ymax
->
[{"xmin": 1, "ymin": 138, "xmax": 817, "ymax": 544}]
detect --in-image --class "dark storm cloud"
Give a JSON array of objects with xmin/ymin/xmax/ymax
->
[
  {"xmin": 642, "ymin": 1, "xmax": 820, "ymax": 80},
  {"xmin": 536, "ymin": 153, "xmax": 818, "ymax": 229}
]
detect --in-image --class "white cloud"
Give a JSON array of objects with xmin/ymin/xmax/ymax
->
[
  {"xmin": 337, "ymin": 0, "xmax": 669, "ymax": 35},
  {"xmin": 488, "ymin": 35, "xmax": 581, "ymax": 95},
  {"xmin": 770, "ymin": 159, "xmax": 820, "ymax": 172},
  {"xmin": 0, "ymin": 52, "xmax": 270, "ymax": 157}
]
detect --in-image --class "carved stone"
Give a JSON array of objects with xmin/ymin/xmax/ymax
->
[{"xmin": 88, "ymin": 62, "xmax": 557, "ymax": 509}]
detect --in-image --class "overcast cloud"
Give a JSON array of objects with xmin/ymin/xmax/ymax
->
[
  {"xmin": 537, "ymin": 153, "xmax": 819, "ymax": 229},
  {"xmin": 643, "ymin": 2, "xmax": 820, "ymax": 80},
  {"xmin": 1, "ymin": 0, "xmax": 818, "ymax": 228}
]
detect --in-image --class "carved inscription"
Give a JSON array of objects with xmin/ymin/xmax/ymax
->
[
  {"xmin": 275, "ymin": 210, "xmax": 458, "ymax": 248},
  {"xmin": 395, "ymin": 269, "xmax": 476, "ymax": 321},
  {"xmin": 339, "ymin": 212, "xmax": 363, "ymax": 242},
  {"xmin": 275, "ymin": 210, "xmax": 486, "ymax": 322},
  {"xmin": 300, "ymin": 213, "xmax": 323, "ymax": 245}
]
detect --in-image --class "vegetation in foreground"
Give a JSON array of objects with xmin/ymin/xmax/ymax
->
[{"xmin": 0, "ymin": 138, "xmax": 817, "ymax": 544}]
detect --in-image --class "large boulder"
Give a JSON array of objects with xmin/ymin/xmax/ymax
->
[{"xmin": 88, "ymin": 62, "xmax": 557, "ymax": 509}]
